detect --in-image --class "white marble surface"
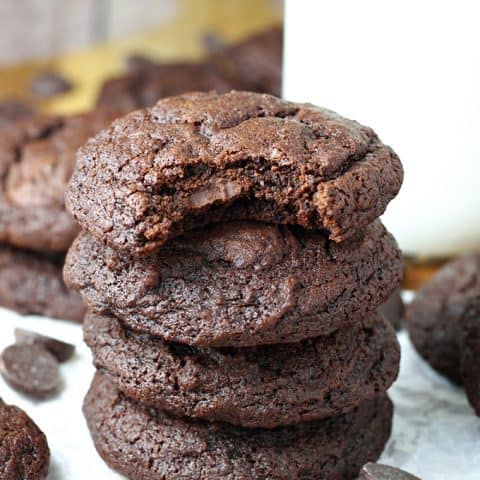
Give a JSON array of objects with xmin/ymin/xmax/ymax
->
[{"xmin": 0, "ymin": 304, "xmax": 478, "ymax": 479}]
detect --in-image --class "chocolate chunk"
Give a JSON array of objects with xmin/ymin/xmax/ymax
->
[
  {"xmin": 30, "ymin": 72, "xmax": 72, "ymax": 97},
  {"xmin": 0, "ymin": 344, "xmax": 60, "ymax": 398},
  {"xmin": 360, "ymin": 463, "xmax": 422, "ymax": 479},
  {"xmin": 15, "ymin": 328, "xmax": 75, "ymax": 362},
  {"xmin": 0, "ymin": 398, "xmax": 50, "ymax": 479}
]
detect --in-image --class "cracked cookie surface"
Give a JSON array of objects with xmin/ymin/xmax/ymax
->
[
  {"xmin": 85, "ymin": 311, "xmax": 399, "ymax": 428},
  {"xmin": 84, "ymin": 372, "xmax": 392, "ymax": 480},
  {"xmin": 65, "ymin": 220, "xmax": 402, "ymax": 346},
  {"xmin": 66, "ymin": 91, "xmax": 403, "ymax": 256}
]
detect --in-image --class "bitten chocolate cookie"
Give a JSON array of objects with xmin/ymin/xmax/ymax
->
[
  {"xmin": 15, "ymin": 328, "xmax": 75, "ymax": 362},
  {"xmin": 96, "ymin": 62, "xmax": 238, "ymax": 111},
  {"xmin": 0, "ymin": 398, "xmax": 50, "ymax": 479},
  {"xmin": 0, "ymin": 109, "xmax": 118, "ymax": 253},
  {"xmin": 405, "ymin": 252, "xmax": 480, "ymax": 384},
  {"xmin": 85, "ymin": 311, "xmax": 399, "ymax": 428},
  {"xmin": 66, "ymin": 91, "xmax": 403, "ymax": 255},
  {"xmin": 66, "ymin": 220, "xmax": 401, "ymax": 346},
  {"xmin": 0, "ymin": 244, "xmax": 84, "ymax": 321},
  {"xmin": 84, "ymin": 372, "xmax": 393, "ymax": 480}
]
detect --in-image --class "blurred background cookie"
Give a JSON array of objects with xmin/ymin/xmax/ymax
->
[
  {"xmin": 0, "ymin": 108, "xmax": 119, "ymax": 320},
  {"xmin": 406, "ymin": 252, "xmax": 480, "ymax": 415}
]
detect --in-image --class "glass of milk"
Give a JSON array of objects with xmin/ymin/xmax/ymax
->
[{"xmin": 283, "ymin": 0, "xmax": 480, "ymax": 258}]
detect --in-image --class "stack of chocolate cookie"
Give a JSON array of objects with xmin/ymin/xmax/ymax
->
[
  {"xmin": 0, "ymin": 108, "xmax": 118, "ymax": 321},
  {"xmin": 64, "ymin": 91, "xmax": 403, "ymax": 479}
]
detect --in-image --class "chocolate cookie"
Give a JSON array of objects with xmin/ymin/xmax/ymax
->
[
  {"xmin": 96, "ymin": 62, "xmax": 238, "ymax": 111},
  {"xmin": 457, "ymin": 296, "xmax": 480, "ymax": 416},
  {"xmin": 0, "ymin": 244, "xmax": 84, "ymax": 321},
  {"xmin": 216, "ymin": 27, "xmax": 283, "ymax": 96},
  {"xmin": 0, "ymin": 108, "xmax": 119, "ymax": 253},
  {"xmin": 85, "ymin": 311, "xmax": 399, "ymax": 428},
  {"xmin": 84, "ymin": 372, "xmax": 393, "ymax": 480},
  {"xmin": 67, "ymin": 91, "xmax": 403, "ymax": 256},
  {"xmin": 0, "ymin": 344, "xmax": 60, "ymax": 398},
  {"xmin": 66, "ymin": 220, "xmax": 401, "ymax": 346},
  {"xmin": 0, "ymin": 398, "xmax": 50, "ymax": 479},
  {"xmin": 405, "ymin": 252, "xmax": 480, "ymax": 384},
  {"xmin": 14, "ymin": 328, "xmax": 75, "ymax": 362}
]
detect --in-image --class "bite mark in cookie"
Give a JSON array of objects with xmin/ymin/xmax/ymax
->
[{"xmin": 66, "ymin": 91, "xmax": 403, "ymax": 255}]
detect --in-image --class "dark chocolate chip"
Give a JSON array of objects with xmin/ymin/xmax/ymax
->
[
  {"xmin": 360, "ymin": 463, "xmax": 422, "ymax": 480},
  {"xmin": 14, "ymin": 328, "xmax": 75, "ymax": 363},
  {"xmin": 0, "ymin": 344, "xmax": 60, "ymax": 398},
  {"xmin": 31, "ymin": 72, "xmax": 72, "ymax": 97}
]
